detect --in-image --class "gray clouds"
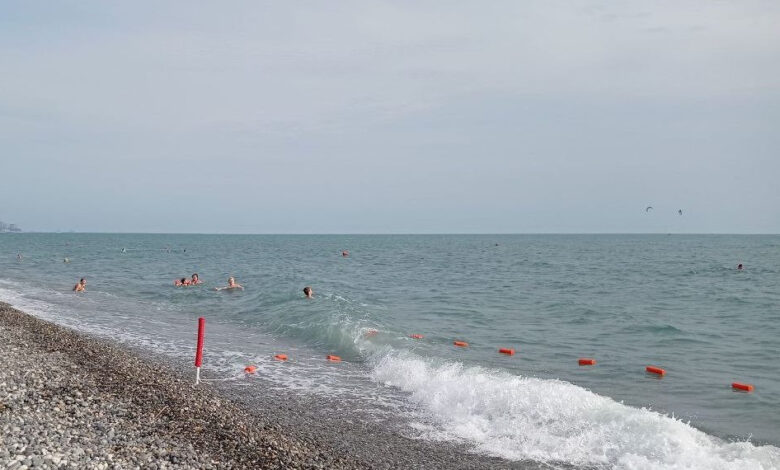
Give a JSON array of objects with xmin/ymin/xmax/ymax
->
[{"xmin": 1, "ymin": 1, "xmax": 778, "ymax": 233}]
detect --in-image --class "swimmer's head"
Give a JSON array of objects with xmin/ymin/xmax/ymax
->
[
  {"xmin": 180, "ymin": 277, "xmax": 187, "ymax": 283},
  {"xmin": 737, "ymin": 264, "xmax": 743, "ymax": 270},
  {"xmin": 80, "ymin": 278, "xmax": 86, "ymax": 285},
  {"xmin": 303, "ymin": 286, "xmax": 313, "ymax": 298},
  {"xmin": 228, "ymin": 276, "xmax": 235, "ymax": 286},
  {"xmin": 192, "ymin": 273, "xmax": 199, "ymax": 280}
]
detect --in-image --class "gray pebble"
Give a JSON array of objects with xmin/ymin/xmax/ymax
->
[{"xmin": 0, "ymin": 303, "xmax": 521, "ymax": 470}]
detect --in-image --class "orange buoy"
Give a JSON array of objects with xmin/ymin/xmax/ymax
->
[
  {"xmin": 578, "ymin": 358, "xmax": 596, "ymax": 366},
  {"xmin": 327, "ymin": 355, "xmax": 341, "ymax": 362},
  {"xmin": 732, "ymin": 382, "xmax": 754, "ymax": 392},
  {"xmin": 453, "ymin": 341, "xmax": 469, "ymax": 347},
  {"xmin": 244, "ymin": 365, "xmax": 257, "ymax": 374},
  {"xmin": 410, "ymin": 334, "xmax": 424, "ymax": 339},
  {"xmin": 274, "ymin": 354, "xmax": 288, "ymax": 361},
  {"xmin": 646, "ymin": 366, "xmax": 665, "ymax": 376},
  {"xmin": 499, "ymin": 348, "xmax": 515, "ymax": 355}
]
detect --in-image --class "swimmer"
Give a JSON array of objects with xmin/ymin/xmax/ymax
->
[
  {"xmin": 303, "ymin": 286, "xmax": 313, "ymax": 299},
  {"xmin": 64, "ymin": 257, "xmax": 70, "ymax": 263},
  {"xmin": 190, "ymin": 273, "xmax": 202, "ymax": 285},
  {"xmin": 342, "ymin": 250, "xmax": 349, "ymax": 257},
  {"xmin": 121, "ymin": 248, "xmax": 126, "ymax": 253},
  {"xmin": 737, "ymin": 263, "xmax": 744, "ymax": 270},
  {"xmin": 175, "ymin": 277, "xmax": 191, "ymax": 287},
  {"xmin": 215, "ymin": 276, "xmax": 243, "ymax": 291},
  {"xmin": 73, "ymin": 278, "xmax": 86, "ymax": 292},
  {"xmin": 17, "ymin": 253, "xmax": 22, "ymax": 260}
]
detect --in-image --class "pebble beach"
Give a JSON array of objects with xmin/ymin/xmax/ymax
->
[
  {"xmin": 0, "ymin": 303, "xmax": 539, "ymax": 470},
  {"xmin": 0, "ymin": 303, "xmax": 363, "ymax": 469}
]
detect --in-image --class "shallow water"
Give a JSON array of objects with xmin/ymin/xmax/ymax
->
[{"xmin": 1, "ymin": 234, "xmax": 778, "ymax": 469}]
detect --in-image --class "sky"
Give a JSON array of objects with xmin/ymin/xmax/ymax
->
[{"xmin": 1, "ymin": 1, "xmax": 778, "ymax": 233}]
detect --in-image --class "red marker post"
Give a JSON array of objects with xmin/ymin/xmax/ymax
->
[{"xmin": 194, "ymin": 317, "xmax": 205, "ymax": 385}]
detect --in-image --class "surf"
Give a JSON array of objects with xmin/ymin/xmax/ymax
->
[{"xmin": 369, "ymin": 351, "xmax": 780, "ymax": 469}]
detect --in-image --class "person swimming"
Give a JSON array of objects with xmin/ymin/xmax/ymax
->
[
  {"xmin": 73, "ymin": 278, "xmax": 86, "ymax": 292},
  {"xmin": 215, "ymin": 276, "xmax": 243, "ymax": 291},
  {"xmin": 175, "ymin": 277, "xmax": 191, "ymax": 287},
  {"xmin": 17, "ymin": 253, "xmax": 22, "ymax": 260},
  {"xmin": 737, "ymin": 263, "xmax": 744, "ymax": 270},
  {"xmin": 64, "ymin": 257, "xmax": 70, "ymax": 263},
  {"xmin": 190, "ymin": 273, "xmax": 202, "ymax": 285},
  {"xmin": 303, "ymin": 286, "xmax": 313, "ymax": 299}
]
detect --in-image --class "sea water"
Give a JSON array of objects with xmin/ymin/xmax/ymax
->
[{"xmin": 1, "ymin": 234, "xmax": 778, "ymax": 469}]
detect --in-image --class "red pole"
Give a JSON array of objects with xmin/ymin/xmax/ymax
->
[{"xmin": 195, "ymin": 317, "xmax": 205, "ymax": 384}]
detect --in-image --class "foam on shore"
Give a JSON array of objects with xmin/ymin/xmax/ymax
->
[
  {"xmin": 0, "ymin": 302, "xmax": 541, "ymax": 469},
  {"xmin": 4, "ymin": 278, "xmax": 778, "ymax": 469},
  {"xmin": 370, "ymin": 352, "xmax": 780, "ymax": 469},
  {"xmin": 0, "ymin": 303, "xmax": 361, "ymax": 469}
]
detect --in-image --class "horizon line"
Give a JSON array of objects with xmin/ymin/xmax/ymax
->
[{"xmin": 7, "ymin": 231, "xmax": 780, "ymax": 236}]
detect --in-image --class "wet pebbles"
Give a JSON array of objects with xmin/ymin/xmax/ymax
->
[
  {"xmin": 0, "ymin": 303, "xmax": 542, "ymax": 469},
  {"xmin": 0, "ymin": 303, "xmax": 359, "ymax": 469}
]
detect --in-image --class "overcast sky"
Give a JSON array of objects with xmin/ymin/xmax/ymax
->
[{"xmin": 1, "ymin": 1, "xmax": 778, "ymax": 233}]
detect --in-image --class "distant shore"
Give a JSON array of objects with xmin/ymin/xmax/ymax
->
[{"xmin": 0, "ymin": 303, "xmax": 537, "ymax": 469}]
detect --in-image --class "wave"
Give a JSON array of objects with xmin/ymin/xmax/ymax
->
[
  {"xmin": 3, "ymin": 276, "xmax": 778, "ymax": 469},
  {"xmin": 369, "ymin": 351, "xmax": 780, "ymax": 469},
  {"xmin": 618, "ymin": 323, "xmax": 687, "ymax": 336}
]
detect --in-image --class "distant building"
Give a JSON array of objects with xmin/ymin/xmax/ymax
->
[{"xmin": 0, "ymin": 221, "xmax": 21, "ymax": 232}]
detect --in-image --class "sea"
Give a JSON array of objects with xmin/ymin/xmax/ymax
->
[{"xmin": 1, "ymin": 233, "xmax": 778, "ymax": 469}]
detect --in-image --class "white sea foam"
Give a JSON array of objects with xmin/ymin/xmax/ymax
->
[
  {"xmin": 0, "ymin": 284, "xmax": 187, "ymax": 357},
  {"xmin": 4, "ymin": 278, "xmax": 778, "ymax": 469},
  {"xmin": 370, "ymin": 352, "xmax": 780, "ymax": 469}
]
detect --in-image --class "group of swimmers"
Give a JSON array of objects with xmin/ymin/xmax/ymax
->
[
  {"xmin": 172, "ymin": 273, "xmax": 315, "ymax": 296},
  {"xmin": 175, "ymin": 274, "xmax": 244, "ymax": 291},
  {"xmin": 15, "ymin": 247, "xmax": 326, "ymax": 297},
  {"xmin": 175, "ymin": 273, "xmax": 202, "ymax": 286},
  {"xmin": 73, "ymin": 274, "xmax": 312, "ymax": 297},
  {"xmin": 24, "ymin": 248, "xmax": 748, "ymax": 299}
]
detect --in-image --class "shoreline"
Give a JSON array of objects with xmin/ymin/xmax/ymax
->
[
  {"xmin": 0, "ymin": 303, "xmax": 543, "ymax": 469},
  {"xmin": 0, "ymin": 302, "xmax": 358, "ymax": 469}
]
